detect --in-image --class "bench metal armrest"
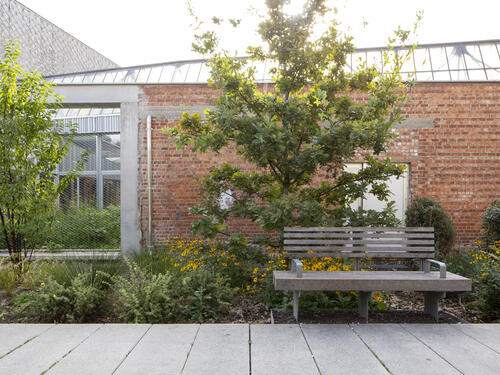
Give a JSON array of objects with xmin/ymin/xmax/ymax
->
[
  {"xmin": 424, "ymin": 259, "xmax": 447, "ymax": 279},
  {"xmin": 291, "ymin": 259, "xmax": 303, "ymax": 278}
]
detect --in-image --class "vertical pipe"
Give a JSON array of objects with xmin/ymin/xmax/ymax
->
[
  {"xmin": 96, "ymin": 134, "xmax": 103, "ymax": 210},
  {"xmin": 76, "ymin": 177, "xmax": 80, "ymax": 209},
  {"xmin": 147, "ymin": 115, "xmax": 153, "ymax": 250}
]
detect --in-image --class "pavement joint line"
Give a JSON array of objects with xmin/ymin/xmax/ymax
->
[
  {"xmin": 248, "ymin": 324, "xmax": 252, "ymax": 375},
  {"xmin": 298, "ymin": 323, "xmax": 323, "ymax": 375},
  {"xmin": 41, "ymin": 324, "xmax": 105, "ymax": 375},
  {"xmin": 398, "ymin": 324, "xmax": 465, "ymax": 375},
  {"xmin": 179, "ymin": 323, "xmax": 201, "ymax": 375},
  {"xmin": 111, "ymin": 324, "xmax": 153, "ymax": 375},
  {"xmin": 349, "ymin": 324, "xmax": 392, "ymax": 375},
  {"xmin": 0, "ymin": 324, "xmax": 55, "ymax": 360},
  {"xmin": 451, "ymin": 324, "xmax": 500, "ymax": 355}
]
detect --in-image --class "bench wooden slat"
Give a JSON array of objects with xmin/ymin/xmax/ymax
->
[
  {"xmin": 283, "ymin": 232, "xmax": 435, "ymax": 239},
  {"xmin": 281, "ymin": 252, "xmax": 434, "ymax": 258},
  {"xmin": 284, "ymin": 239, "xmax": 435, "ymax": 245},
  {"xmin": 284, "ymin": 226, "xmax": 434, "ymax": 232},
  {"xmin": 284, "ymin": 245, "xmax": 435, "ymax": 252}
]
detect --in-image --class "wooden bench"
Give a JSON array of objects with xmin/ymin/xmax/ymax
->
[{"xmin": 273, "ymin": 227, "xmax": 471, "ymax": 321}]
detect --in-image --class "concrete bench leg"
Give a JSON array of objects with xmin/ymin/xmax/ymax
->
[
  {"xmin": 293, "ymin": 291, "xmax": 300, "ymax": 321},
  {"xmin": 424, "ymin": 292, "xmax": 445, "ymax": 322},
  {"xmin": 358, "ymin": 291, "xmax": 372, "ymax": 320}
]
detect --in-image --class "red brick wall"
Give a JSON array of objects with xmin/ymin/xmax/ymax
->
[{"xmin": 137, "ymin": 82, "xmax": 500, "ymax": 248}]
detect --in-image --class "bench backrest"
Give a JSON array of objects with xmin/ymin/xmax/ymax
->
[{"xmin": 283, "ymin": 227, "xmax": 435, "ymax": 259}]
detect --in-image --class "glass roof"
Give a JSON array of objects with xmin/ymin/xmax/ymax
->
[{"xmin": 45, "ymin": 40, "xmax": 500, "ymax": 84}]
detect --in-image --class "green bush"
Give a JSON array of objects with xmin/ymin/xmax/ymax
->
[
  {"xmin": 116, "ymin": 256, "xmax": 234, "ymax": 323},
  {"xmin": 477, "ymin": 263, "xmax": 500, "ymax": 321},
  {"xmin": 483, "ymin": 200, "xmax": 500, "ymax": 244},
  {"xmin": 0, "ymin": 262, "xmax": 19, "ymax": 296},
  {"xmin": 113, "ymin": 259, "xmax": 175, "ymax": 323},
  {"xmin": 12, "ymin": 270, "xmax": 111, "ymax": 323},
  {"xmin": 20, "ymin": 258, "xmax": 123, "ymax": 290},
  {"xmin": 175, "ymin": 268, "xmax": 233, "ymax": 322},
  {"xmin": 46, "ymin": 204, "xmax": 120, "ymax": 249},
  {"xmin": 405, "ymin": 197, "xmax": 455, "ymax": 257}
]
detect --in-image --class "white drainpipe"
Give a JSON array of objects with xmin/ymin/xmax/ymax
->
[{"xmin": 147, "ymin": 115, "xmax": 153, "ymax": 250}]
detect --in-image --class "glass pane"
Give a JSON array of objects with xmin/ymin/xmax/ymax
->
[
  {"xmin": 60, "ymin": 136, "xmax": 97, "ymax": 172},
  {"xmin": 185, "ymin": 62, "xmax": 203, "ymax": 83},
  {"xmin": 148, "ymin": 66, "xmax": 163, "ymax": 83},
  {"xmin": 103, "ymin": 175, "xmax": 120, "ymax": 207},
  {"xmin": 79, "ymin": 176, "xmax": 97, "ymax": 206},
  {"xmin": 102, "ymin": 134, "xmax": 120, "ymax": 170},
  {"xmin": 136, "ymin": 68, "xmax": 152, "ymax": 82},
  {"xmin": 171, "ymin": 63, "xmax": 190, "ymax": 83}
]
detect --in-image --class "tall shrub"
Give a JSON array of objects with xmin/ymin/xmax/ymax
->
[
  {"xmin": 0, "ymin": 41, "xmax": 79, "ymax": 270},
  {"xmin": 167, "ymin": 0, "xmax": 420, "ymax": 248},
  {"xmin": 482, "ymin": 200, "xmax": 500, "ymax": 244},
  {"xmin": 405, "ymin": 197, "xmax": 455, "ymax": 257}
]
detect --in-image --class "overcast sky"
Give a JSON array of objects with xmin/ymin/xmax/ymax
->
[{"xmin": 18, "ymin": 0, "xmax": 500, "ymax": 67}]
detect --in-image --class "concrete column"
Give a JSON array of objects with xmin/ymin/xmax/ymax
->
[
  {"xmin": 358, "ymin": 291, "xmax": 372, "ymax": 320},
  {"xmin": 120, "ymin": 102, "xmax": 141, "ymax": 253},
  {"xmin": 424, "ymin": 292, "xmax": 445, "ymax": 322}
]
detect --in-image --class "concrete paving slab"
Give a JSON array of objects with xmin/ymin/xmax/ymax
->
[
  {"xmin": 351, "ymin": 324, "xmax": 459, "ymax": 375},
  {"xmin": 302, "ymin": 324, "xmax": 388, "ymax": 375},
  {"xmin": 0, "ymin": 324, "xmax": 53, "ymax": 358},
  {"xmin": 403, "ymin": 324, "xmax": 500, "ymax": 375},
  {"xmin": 48, "ymin": 324, "xmax": 150, "ymax": 375},
  {"xmin": 114, "ymin": 324, "xmax": 199, "ymax": 375},
  {"xmin": 182, "ymin": 324, "xmax": 249, "ymax": 375},
  {"xmin": 453, "ymin": 324, "xmax": 500, "ymax": 353},
  {"xmin": 251, "ymin": 324, "xmax": 318, "ymax": 375},
  {"xmin": 0, "ymin": 324, "xmax": 101, "ymax": 375}
]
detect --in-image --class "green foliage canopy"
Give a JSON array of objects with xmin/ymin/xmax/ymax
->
[
  {"xmin": 168, "ymin": 0, "xmax": 417, "ymax": 246},
  {"xmin": 0, "ymin": 40, "xmax": 78, "ymax": 266}
]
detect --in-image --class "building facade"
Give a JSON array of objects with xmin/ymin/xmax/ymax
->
[{"xmin": 44, "ymin": 39, "xmax": 500, "ymax": 251}]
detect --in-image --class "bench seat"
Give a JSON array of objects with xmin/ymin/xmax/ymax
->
[
  {"xmin": 274, "ymin": 271, "xmax": 471, "ymax": 292},
  {"xmin": 273, "ymin": 226, "xmax": 472, "ymax": 322}
]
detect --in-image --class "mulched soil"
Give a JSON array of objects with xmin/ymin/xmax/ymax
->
[{"xmin": 272, "ymin": 291, "xmax": 481, "ymax": 324}]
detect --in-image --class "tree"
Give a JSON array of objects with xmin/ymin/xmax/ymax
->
[
  {"xmin": 168, "ymin": 0, "xmax": 417, "ymax": 248},
  {"xmin": 0, "ymin": 40, "xmax": 78, "ymax": 271}
]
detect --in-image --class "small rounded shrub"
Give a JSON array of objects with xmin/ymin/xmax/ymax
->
[
  {"xmin": 405, "ymin": 197, "xmax": 455, "ymax": 257},
  {"xmin": 477, "ymin": 263, "xmax": 500, "ymax": 321},
  {"xmin": 12, "ymin": 270, "xmax": 111, "ymax": 323},
  {"xmin": 483, "ymin": 200, "xmax": 500, "ymax": 244}
]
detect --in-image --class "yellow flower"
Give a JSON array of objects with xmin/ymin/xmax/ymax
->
[{"xmin": 52, "ymin": 294, "xmax": 57, "ymax": 298}]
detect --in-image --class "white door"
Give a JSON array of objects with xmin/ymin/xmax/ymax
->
[{"xmin": 343, "ymin": 163, "xmax": 409, "ymax": 223}]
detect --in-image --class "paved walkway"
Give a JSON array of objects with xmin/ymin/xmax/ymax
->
[{"xmin": 0, "ymin": 323, "xmax": 499, "ymax": 374}]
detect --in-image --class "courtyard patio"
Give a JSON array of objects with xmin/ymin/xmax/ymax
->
[{"xmin": 0, "ymin": 323, "xmax": 499, "ymax": 374}]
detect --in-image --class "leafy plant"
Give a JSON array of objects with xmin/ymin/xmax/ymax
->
[
  {"xmin": 175, "ymin": 268, "xmax": 233, "ymax": 322},
  {"xmin": 113, "ymin": 258, "xmax": 174, "ymax": 323},
  {"xmin": 12, "ymin": 270, "xmax": 111, "ymax": 323},
  {"xmin": 477, "ymin": 262, "xmax": 500, "ymax": 321},
  {"xmin": 483, "ymin": 200, "xmax": 500, "ymax": 244},
  {"xmin": 405, "ymin": 197, "xmax": 455, "ymax": 257},
  {"xmin": 0, "ymin": 40, "xmax": 80, "ymax": 271},
  {"xmin": 0, "ymin": 261, "xmax": 19, "ymax": 296},
  {"xmin": 20, "ymin": 257, "xmax": 123, "ymax": 290}
]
